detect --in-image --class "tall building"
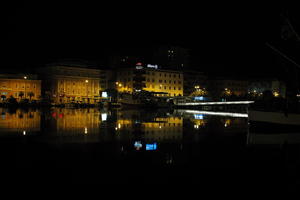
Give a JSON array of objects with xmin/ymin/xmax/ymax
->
[
  {"xmin": 37, "ymin": 62, "xmax": 104, "ymax": 104},
  {"xmin": 115, "ymin": 63, "xmax": 183, "ymax": 97},
  {"xmin": 0, "ymin": 74, "xmax": 41, "ymax": 101},
  {"xmin": 152, "ymin": 45, "xmax": 190, "ymax": 70}
]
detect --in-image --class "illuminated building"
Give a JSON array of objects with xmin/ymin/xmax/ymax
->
[
  {"xmin": 116, "ymin": 64, "xmax": 183, "ymax": 96},
  {"xmin": 37, "ymin": 62, "xmax": 104, "ymax": 104},
  {"xmin": 0, "ymin": 108, "xmax": 41, "ymax": 135},
  {"xmin": 0, "ymin": 74, "xmax": 41, "ymax": 101}
]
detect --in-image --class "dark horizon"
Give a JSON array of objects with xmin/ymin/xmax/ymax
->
[{"xmin": 1, "ymin": 1, "xmax": 298, "ymax": 77}]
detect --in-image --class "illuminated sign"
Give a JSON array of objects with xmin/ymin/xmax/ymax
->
[
  {"xmin": 147, "ymin": 64, "xmax": 158, "ymax": 69},
  {"xmin": 136, "ymin": 62, "xmax": 144, "ymax": 69},
  {"xmin": 194, "ymin": 96, "xmax": 204, "ymax": 101},
  {"xmin": 101, "ymin": 91, "xmax": 108, "ymax": 98},
  {"xmin": 134, "ymin": 141, "xmax": 143, "ymax": 150},
  {"xmin": 101, "ymin": 113, "xmax": 107, "ymax": 121},
  {"xmin": 146, "ymin": 143, "xmax": 157, "ymax": 151},
  {"xmin": 194, "ymin": 114, "xmax": 203, "ymax": 120}
]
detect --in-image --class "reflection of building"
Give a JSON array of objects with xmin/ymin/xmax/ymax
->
[
  {"xmin": 115, "ymin": 110, "xmax": 183, "ymax": 142},
  {"xmin": 248, "ymin": 79, "xmax": 286, "ymax": 98},
  {"xmin": 0, "ymin": 74, "xmax": 41, "ymax": 101},
  {"xmin": 50, "ymin": 108, "xmax": 101, "ymax": 135},
  {"xmin": 0, "ymin": 108, "xmax": 41, "ymax": 134},
  {"xmin": 116, "ymin": 66, "xmax": 183, "ymax": 96},
  {"xmin": 37, "ymin": 63, "xmax": 103, "ymax": 104}
]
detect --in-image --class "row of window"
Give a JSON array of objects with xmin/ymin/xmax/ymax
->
[
  {"xmin": 146, "ymin": 85, "xmax": 182, "ymax": 90},
  {"xmin": 146, "ymin": 71, "xmax": 181, "ymax": 78},
  {"xmin": 1, "ymin": 84, "xmax": 37, "ymax": 89}
]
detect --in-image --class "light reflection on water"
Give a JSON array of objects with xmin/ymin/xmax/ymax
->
[{"xmin": 0, "ymin": 107, "xmax": 249, "ymax": 144}]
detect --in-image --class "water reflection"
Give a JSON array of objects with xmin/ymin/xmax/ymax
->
[
  {"xmin": 115, "ymin": 109, "xmax": 183, "ymax": 142},
  {"xmin": 0, "ymin": 107, "xmax": 41, "ymax": 135},
  {"xmin": 0, "ymin": 108, "xmax": 250, "ymax": 143},
  {"xmin": 48, "ymin": 108, "xmax": 101, "ymax": 135}
]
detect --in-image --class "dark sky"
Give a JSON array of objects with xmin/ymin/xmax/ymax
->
[{"xmin": 0, "ymin": 1, "xmax": 295, "ymax": 76}]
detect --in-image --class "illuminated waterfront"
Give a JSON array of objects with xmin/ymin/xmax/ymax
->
[{"xmin": 0, "ymin": 107, "xmax": 299, "ymax": 186}]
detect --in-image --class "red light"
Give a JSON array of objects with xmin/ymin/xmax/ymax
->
[
  {"xmin": 52, "ymin": 112, "xmax": 57, "ymax": 118},
  {"xmin": 136, "ymin": 62, "xmax": 142, "ymax": 66},
  {"xmin": 59, "ymin": 113, "xmax": 64, "ymax": 118}
]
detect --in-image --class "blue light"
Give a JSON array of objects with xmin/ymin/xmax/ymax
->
[
  {"xmin": 134, "ymin": 141, "xmax": 143, "ymax": 150},
  {"xmin": 146, "ymin": 143, "xmax": 157, "ymax": 151},
  {"xmin": 194, "ymin": 114, "xmax": 203, "ymax": 119},
  {"xmin": 194, "ymin": 96, "xmax": 204, "ymax": 101}
]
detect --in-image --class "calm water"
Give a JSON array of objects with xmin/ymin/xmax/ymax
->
[{"xmin": 1, "ymin": 107, "xmax": 300, "ymax": 186}]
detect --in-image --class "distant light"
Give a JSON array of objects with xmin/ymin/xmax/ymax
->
[
  {"xmin": 224, "ymin": 124, "xmax": 227, "ymax": 127},
  {"xmin": 24, "ymin": 76, "xmax": 27, "ymax": 79},
  {"xmin": 115, "ymin": 127, "xmax": 118, "ymax": 131},
  {"xmin": 102, "ymin": 92, "xmax": 108, "ymax": 98},
  {"xmin": 101, "ymin": 113, "xmax": 107, "ymax": 121},
  {"xmin": 118, "ymin": 83, "xmax": 122, "ymax": 87},
  {"xmin": 225, "ymin": 88, "xmax": 228, "ymax": 91},
  {"xmin": 115, "ymin": 82, "xmax": 119, "ymax": 85},
  {"xmin": 159, "ymin": 126, "xmax": 162, "ymax": 129},
  {"xmin": 273, "ymin": 91, "xmax": 279, "ymax": 97},
  {"xmin": 84, "ymin": 127, "xmax": 88, "ymax": 134},
  {"xmin": 85, "ymin": 80, "xmax": 89, "ymax": 83},
  {"xmin": 194, "ymin": 125, "xmax": 199, "ymax": 129},
  {"xmin": 118, "ymin": 123, "xmax": 121, "ymax": 129},
  {"xmin": 23, "ymin": 130, "xmax": 26, "ymax": 135}
]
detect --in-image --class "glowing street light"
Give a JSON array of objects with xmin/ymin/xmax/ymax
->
[
  {"xmin": 85, "ymin": 80, "xmax": 89, "ymax": 83},
  {"xmin": 24, "ymin": 76, "xmax": 27, "ymax": 79}
]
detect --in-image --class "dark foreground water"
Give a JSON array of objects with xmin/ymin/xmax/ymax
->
[{"xmin": 0, "ymin": 107, "xmax": 300, "ymax": 188}]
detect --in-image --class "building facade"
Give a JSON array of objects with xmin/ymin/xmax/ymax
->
[
  {"xmin": 116, "ymin": 64, "xmax": 184, "ymax": 96},
  {"xmin": 0, "ymin": 74, "xmax": 41, "ymax": 101},
  {"xmin": 37, "ymin": 64, "xmax": 103, "ymax": 104}
]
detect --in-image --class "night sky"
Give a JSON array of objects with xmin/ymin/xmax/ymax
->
[{"xmin": 0, "ymin": 1, "xmax": 296, "ymax": 77}]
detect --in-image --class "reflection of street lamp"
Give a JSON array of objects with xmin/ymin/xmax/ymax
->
[
  {"xmin": 24, "ymin": 76, "xmax": 27, "ymax": 99},
  {"xmin": 85, "ymin": 80, "xmax": 89, "ymax": 103}
]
